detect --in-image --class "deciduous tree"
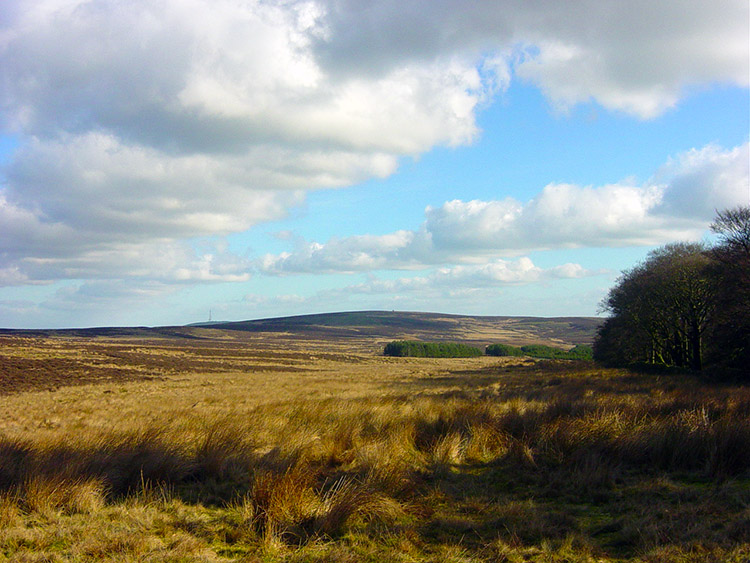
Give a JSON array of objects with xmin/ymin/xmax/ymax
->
[
  {"xmin": 595, "ymin": 243, "xmax": 715, "ymax": 370},
  {"xmin": 707, "ymin": 206, "xmax": 750, "ymax": 374},
  {"xmin": 595, "ymin": 206, "xmax": 750, "ymax": 378}
]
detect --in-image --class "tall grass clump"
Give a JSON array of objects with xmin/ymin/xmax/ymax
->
[{"xmin": 0, "ymin": 361, "xmax": 748, "ymax": 560}]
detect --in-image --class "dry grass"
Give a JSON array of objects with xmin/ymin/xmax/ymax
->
[{"xmin": 0, "ymin": 334, "xmax": 748, "ymax": 561}]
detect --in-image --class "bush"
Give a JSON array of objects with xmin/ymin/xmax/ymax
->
[
  {"xmin": 383, "ymin": 341, "xmax": 482, "ymax": 358},
  {"xmin": 485, "ymin": 343, "xmax": 593, "ymax": 360},
  {"xmin": 567, "ymin": 345, "xmax": 593, "ymax": 360},
  {"xmin": 521, "ymin": 344, "xmax": 594, "ymax": 360},
  {"xmin": 485, "ymin": 344, "xmax": 524, "ymax": 357}
]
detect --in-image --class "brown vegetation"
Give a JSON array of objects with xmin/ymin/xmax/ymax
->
[{"xmin": 0, "ymin": 332, "xmax": 748, "ymax": 561}]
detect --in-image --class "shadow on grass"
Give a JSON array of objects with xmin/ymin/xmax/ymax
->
[{"xmin": 2, "ymin": 360, "xmax": 749, "ymax": 558}]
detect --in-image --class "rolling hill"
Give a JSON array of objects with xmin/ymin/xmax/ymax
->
[
  {"xmin": 197, "ymin": 310, "xmax": 603, "ymax": 349},
  {"xmin": 1, "ymin": 310, "xmax": 603, "ymax": 350}
]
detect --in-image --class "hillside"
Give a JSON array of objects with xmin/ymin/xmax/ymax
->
[
  {"xmin": 199, "ymin": 310, "xmax": 602, "ymax": 349},
  {"xmin": 1, "ymin": 310, "xmax": 602, "ymax": 351}
]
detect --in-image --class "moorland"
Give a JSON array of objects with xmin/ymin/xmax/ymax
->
[{"xmin": 0, "ymin": 311, "xmax": 747, "ymax": 562}]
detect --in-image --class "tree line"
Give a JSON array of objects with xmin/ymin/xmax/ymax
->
[
  {"xmin": 594, "ymin": 206, "xmax": 750, "ymax": 378},
  {"xmin": 385, "ymin": 341, "xmax": 593, "ymax": 359},
  {"xmin": 383, "ymin": 341, "xmax": 483, "ymax": 358},
  {"xmin": 486, "ymin": 343, "xmax": 593, "ymax": 360}
]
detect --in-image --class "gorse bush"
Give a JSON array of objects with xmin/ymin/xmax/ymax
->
[{"xmin": 383, "ymin": 340, "xmax": 482, "ymax": 357}]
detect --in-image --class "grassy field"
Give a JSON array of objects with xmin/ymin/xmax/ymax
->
[{"xmin": 0, "ymin": 331, "xmax": 748, "ymax": 562}]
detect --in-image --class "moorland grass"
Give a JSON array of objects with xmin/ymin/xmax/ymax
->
[{"xmin": 0, "ymin": 356, "xmax": 748, "ymax": 561}]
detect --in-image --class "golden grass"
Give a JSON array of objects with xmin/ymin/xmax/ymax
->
[{"xmin": 0, "ymin": 335, "xmax": 748, "ymax": 561}]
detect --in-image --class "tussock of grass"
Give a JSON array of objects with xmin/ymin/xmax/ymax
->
[
  {"xmin": 21, "ymin": 475, "xmax": 107, "ymax": 516},
  {"xmin": 0, "ymin": 360, "xmax": 748, "ymax": 561}
]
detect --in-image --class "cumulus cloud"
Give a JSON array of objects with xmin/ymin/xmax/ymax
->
[
  {"xmin": 653, "ymin": 143, "xmax": 750, "ymax": 219},
  {"xmin": 260, "ymin": 230, "xmax": 422, "ymax": 274},
  {"xmin": 40, "ymin": 281, "xmax": 174, "ymax": 312},
  {"xmin": 0, "ymin": 0, "xmax": 498, "ymax": 285},
  {"xmin": 318, "ymin": 0, "xmax": 748, "ymax": 118},
  {"xmin": 231, "ymin": 257, "xmax": 603, "ymax": 320},
  {"xmin": 261, "ymin": 142, "xmax": 749, "ymax": 273},
  {"xmin": 0, "ymin": 0, "xmax": 747, "ymax": 288},
  {"xmin": 320, "ymin": 257, "xmax": 604, "ymax": 309}
]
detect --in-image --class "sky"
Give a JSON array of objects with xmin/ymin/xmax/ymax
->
[{"xmin": 0, "ymin": 0, "xmax": 748, "ymax": 329}]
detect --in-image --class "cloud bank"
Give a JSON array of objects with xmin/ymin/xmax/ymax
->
[
  {"xmin": 261, "ymin": 143, "xmax": 750, "ymax": 274},
  {"xmin": 0, "ymin": 0, "xmax": 747, "ymax": 288}
]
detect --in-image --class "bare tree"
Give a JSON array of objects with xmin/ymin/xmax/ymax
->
[
  {"xmin": 711, "ymin": 206, "xmax": 750, "ymax": 258},
  {"xmin": 707, "ymin": 205, "xmax": 750, "ymax": 375}
]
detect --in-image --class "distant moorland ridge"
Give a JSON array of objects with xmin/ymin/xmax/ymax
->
[
  {"xmin": 0, "ymin": 310, "xmax": 602, "ymax": 350},
  {"xmin": 198, "ymin": 310, "xmax": 602, "ymax": 348}
]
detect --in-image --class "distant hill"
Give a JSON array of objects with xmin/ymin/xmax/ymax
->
[
  {"xmin": 198, "ymin": 310, "xmax": 603, "ymax": 349},
  {"xmin": 1, "ymin": 311, "xmax": 603, "ymax": 350}
]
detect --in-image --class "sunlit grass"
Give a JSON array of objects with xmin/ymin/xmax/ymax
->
[{"xmin": 0, "ymin": 336, "xmax": 748, "ymax": 561}]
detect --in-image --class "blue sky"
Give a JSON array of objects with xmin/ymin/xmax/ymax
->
[{"xmin": 0, "ymin": 1, "xmax": 748, "ymax": 328}]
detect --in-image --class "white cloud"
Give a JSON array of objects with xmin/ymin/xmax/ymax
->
[
  {"xmin": 6, "ymin": 133, "xmax": 307, "ymax": 239},
  {"xmin": 515, "ymin": 1, "xmax": 749, "ymax": 118},
  {"xmin": 0, "ymin": 279, "xmax": 179, "ymax": 328},
  {"xmin": 229, "ymin": 257, "xmax": 604, "ymax": 320},
  {"xmin": 260, "ymin": 142, "xmax": 749, "ymax": 273},
  {"xmin": 653, "ymin": 143, "xmax": 750, "ymax": 219},
  {"xmin": 0, "ymin": 0, "xmax": 499, "ymax": 285},
  {"xmin": 424, "ymin": 198, "xmax": 523, "ymax": 253},
  {"xmin": 0, "ymin": 266, "xmax": 28, "ymax": 286},
  {"xmin": 342, "ymin": 258, "xmax": 598, "ymax": 295},
  {"xmin": 261, "ymin": 230, "xmax": 420, "ymax": 274},
  {"xmin": 40, "ymin": 280, "xmax": 175, "ymax": 313},
  {"xmin": 332, "ymin": 257, "xmax": 604, "ymax": 310},
  {"xmin": 0, "ymin": 0, "xmax": 747, "ymax": 290},
  {"xmin": 317, "ymin": 0, "xmax": 748, "ymax": 118}
]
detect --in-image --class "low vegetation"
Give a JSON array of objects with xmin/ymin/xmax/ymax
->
[
  {"xmin": 385, "ymin": 341, "xmax": 594, "ymax": 360},
  {"xmin": 486, "ymin": 343, "xmax": 593, "ymax": 360},
  {"xmin": 485, "ymin": 343, "xmax": 525, "ymax": 357},
  {"xmin": 0, "ymin": 341, "xmax": 748, "ymax": 562},
  {"xmin": 383, "ymin": 340, "xmax": 482, "ymax": 357}
]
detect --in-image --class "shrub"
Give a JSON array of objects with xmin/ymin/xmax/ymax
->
[
  {"xmin": 383, "ymin": 341, "xmax": 482, "ymax": 358},
  {"xmin": 520, "ymin": 345, "xmax": 564, "ymax": 359},
  {"xmin": 485, "ymin": 343, "xmax": 524, "ymax": 357},
  {"xmin": 567, "ymin": 345, "xmax": 594, "ymax": 360},
  {"xmin": 521, "ymin": 344, "xmax": 593, "ymax": 360},
  {"xmin": 485, "ymin": 343, "xmax": 593, "ymax": 360}
]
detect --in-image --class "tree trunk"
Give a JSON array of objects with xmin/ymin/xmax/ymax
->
[{"xmin": 689, "ymin": 324, "xmax": 702, "ymax": 371}]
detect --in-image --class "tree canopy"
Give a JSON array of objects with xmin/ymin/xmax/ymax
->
[{"xmin": 594, "ymin": 206, "xmax": 750, "ymax": 378}]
